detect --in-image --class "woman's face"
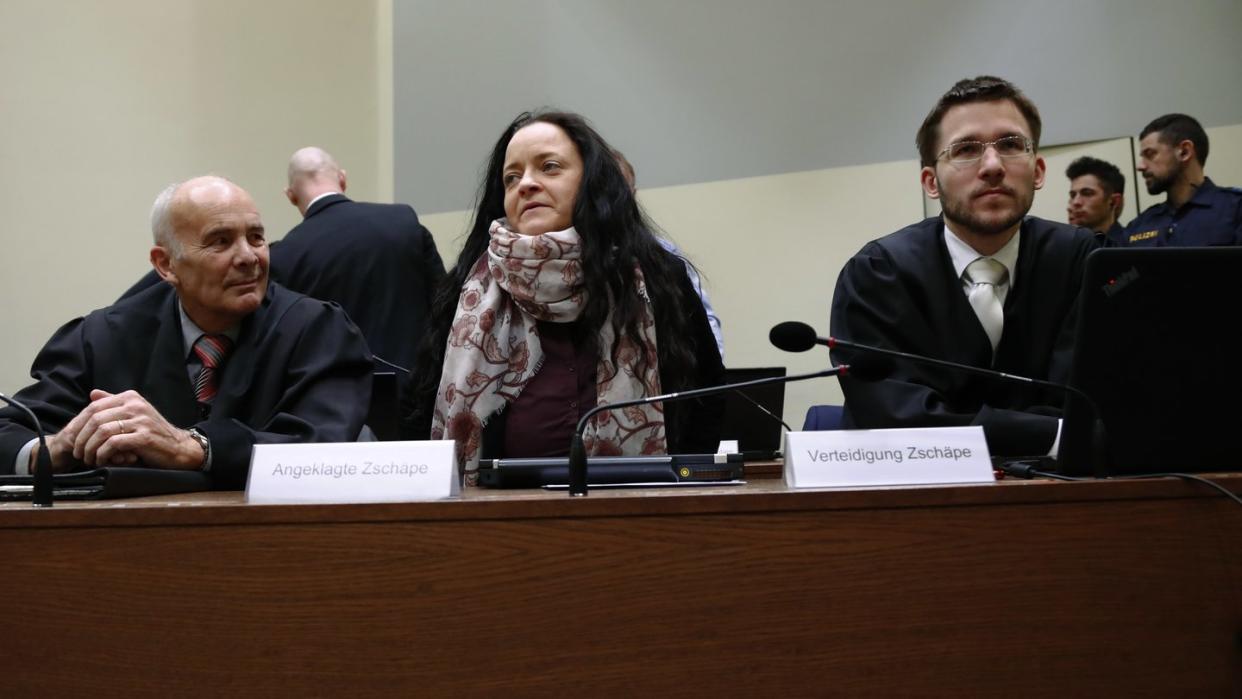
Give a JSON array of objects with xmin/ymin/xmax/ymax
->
[{"xmin": 502, "ymin": 122, "xmax": 582, "ymax": 236}]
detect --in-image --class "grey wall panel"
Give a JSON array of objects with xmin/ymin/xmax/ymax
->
[{"xmin": 395, "ymin": 0, "xmax": 1242, "ymax": 213}]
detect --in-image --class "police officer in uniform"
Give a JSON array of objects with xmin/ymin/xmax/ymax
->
[{"xmin": 1124, "ymin": 113, "xmax": 1242, "ymax": 247}]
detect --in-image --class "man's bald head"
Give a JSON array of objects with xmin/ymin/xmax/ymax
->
[
  {"xmin": 152, "ymin": 176, "xmax": 253, "ymax": 257},
  {"xmin": 285, "ymin": 146, "xmax": 347, "ymax": 215}
]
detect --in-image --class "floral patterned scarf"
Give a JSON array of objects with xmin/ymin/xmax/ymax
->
[{"xmin": 432, "ymin": 220, "xmax": 666, "ymax": 480}]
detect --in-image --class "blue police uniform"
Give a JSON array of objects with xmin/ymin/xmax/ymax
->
[
  {"xmin": 1123, "ymin": 177, "xmax": 1242, "ymax": 246},
  {"xmin": 1101, "ymin": 221, "xmax": 1125, "ymax": 247}
]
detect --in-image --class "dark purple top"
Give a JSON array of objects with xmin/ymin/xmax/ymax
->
[{"xmin": 502, "ymin": 321, "xmax": 597, "ymax": 457}]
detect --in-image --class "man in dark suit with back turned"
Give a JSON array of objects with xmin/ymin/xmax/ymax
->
[
  {"xmin": 830, "ymin": 76, "xmax": 1097, "ymax": 456},
  {"xmin": 275, "ymin": 147, "xmax": 446, "ymax": 372},
  {"xmin": 0, "ymin": 176, "xmax": 372, "ymax": 488}
]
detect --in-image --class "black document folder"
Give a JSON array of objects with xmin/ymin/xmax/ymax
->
[{"xmin": 0, "ymin": 467, "xmax": 212, "ymax": 501}]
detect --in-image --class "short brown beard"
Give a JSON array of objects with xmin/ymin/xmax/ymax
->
[{"xmin": 940, "ymin": 186, "xmax": 1033, "ymax": 237}]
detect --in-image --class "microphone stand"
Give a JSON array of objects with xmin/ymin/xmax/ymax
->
[
  {"xmin": 0, "ymin": 393, "xmax": 54, "ymax": 507},
  {"xmin": 567, "ymin": 365, "xmax": 851, "ymax": 497}
]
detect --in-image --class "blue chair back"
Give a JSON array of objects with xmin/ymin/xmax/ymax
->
[{"xmin": 802, "ymin": 405, "xmax": 845, "ymax": 431}]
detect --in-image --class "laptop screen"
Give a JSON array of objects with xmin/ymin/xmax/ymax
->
[
  {"xmin": 1062, "ymin": 246, "xmax": 1242, "ymax": 475},
  {"xmin": 720, "ymin": 367, "xmax": 787, "ymax": 455}
]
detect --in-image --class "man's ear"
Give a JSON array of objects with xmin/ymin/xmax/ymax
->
[
  {"xmin": 151, "ymin": 246, "xmax": 178, "ymax": 285},
  {"xmin": 284, "ymin": 187, "xmax": 297, "ymax": 207},
  {"xmin": 338, "ymin": 170, "xmax": 348, "ymax": 193},
  {"xmin": 1109, "ymin": 192, "xmax": 1123, "ymax": 215},
  {"xmin": 920, "ymin": 166, "xmax": 940, "ymax": 199},
  {"xmin": 1177, "ymin": 139, "xmax": 1195, "ymax": 164},
  {"xmin": 1032, "ymin": 155, "xmax": 1047, "ymax": 191}
]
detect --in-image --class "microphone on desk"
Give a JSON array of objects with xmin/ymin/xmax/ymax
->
[
  {"xmin": 566, "ymin": 357, "xmax": 894, "ymax": 497},
  {"xmin": 768, "ymin": 321, "xmax": 1106, "ymax": 478},
  {"xmin": 0, "ymin": 392, "xmax": 55, "ymax": 507}
]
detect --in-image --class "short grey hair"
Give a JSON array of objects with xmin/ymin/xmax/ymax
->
[{"xmin": 150, "ymin": 181, "xmax": 182, "ymax": 258}]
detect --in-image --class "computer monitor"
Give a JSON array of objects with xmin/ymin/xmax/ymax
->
[{"xmin": 1061, "ymin": 246, "xmax": 1242, "ymax": 476}]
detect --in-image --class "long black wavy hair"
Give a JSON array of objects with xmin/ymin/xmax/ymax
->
[{"xmin": 407, "ymin": 110, "xmax": 707, "ymax": 431}]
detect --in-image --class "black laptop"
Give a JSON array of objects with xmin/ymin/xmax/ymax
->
[
  {"xmin": 0, "ymin": 467, "xmax": 211, "ymax": 501},
  {"xmin": 720, "ymin": 367, "xmax": 787, "ymax": 459},
  {"xmin": 1059, "ymin": 246, "xmax": 1242, "ymax": 476}
]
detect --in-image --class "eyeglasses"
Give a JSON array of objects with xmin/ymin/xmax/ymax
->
[{"xmin": 938, "ymin": 136, "xmax": 1033, "ymax": 164}]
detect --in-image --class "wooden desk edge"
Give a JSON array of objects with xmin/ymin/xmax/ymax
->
[{"xmin": 1, "ymin": 472, "xmax": 1238, "ymax": 529}]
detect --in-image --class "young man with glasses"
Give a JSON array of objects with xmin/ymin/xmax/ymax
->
[{"xmin": 829, "ymin": 76, "xmax": 1097, "ymax": 457}]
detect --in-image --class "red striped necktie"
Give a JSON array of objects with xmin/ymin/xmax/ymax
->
[{"xmin": 192, "ymin": 334, "xmax": 233, "ymax": 403}]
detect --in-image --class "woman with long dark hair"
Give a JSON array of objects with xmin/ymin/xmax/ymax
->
[{"xmin": 407, "ymin": 110, "xmax": 723, "ymax": 479}]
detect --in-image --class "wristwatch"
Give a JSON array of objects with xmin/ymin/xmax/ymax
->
[{"xmin": 187, "ymin": 428, "xmax": 211, "ymax": 470}]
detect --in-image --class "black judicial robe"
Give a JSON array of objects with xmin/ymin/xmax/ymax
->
[
  {"xmin": 270, "ymin": 194, "xmax": 446, "ymax": 371},
  {"xmin": 0, "ymin": 282, "xmax": 372, "ymax": 488},
  {"xmin": 830, "ymin": 216, "xmax": 1097, "ymax": 455}
]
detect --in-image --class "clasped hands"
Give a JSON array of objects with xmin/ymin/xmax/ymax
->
[{"xmin": 32, "ymin": 390, "xmax": 203, "ymax": 473}]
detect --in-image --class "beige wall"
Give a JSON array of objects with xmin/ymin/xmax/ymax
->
[
  {"xmin": 640, "ymin": 161, "xmax": 924, "ymax": 429},
  {"xmin": 0, "ymin": 0, "xmax": 392, "ymax": 394}
]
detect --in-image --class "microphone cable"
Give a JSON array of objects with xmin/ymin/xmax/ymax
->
[
  {"xmin": 729, "ymin": 388, "xmax": 791, "ymax": 432},
  {"xmin": 1000, "ymin": 461, "xmax": 1242, "ymax": 510}
]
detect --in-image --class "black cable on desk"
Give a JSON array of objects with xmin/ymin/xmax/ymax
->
[{"xmin": 1000, "ymin": 462, "xmax": 1242, "ymax": 510}]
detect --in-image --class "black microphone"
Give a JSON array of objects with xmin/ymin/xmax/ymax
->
[
  {"xmin": 566, "ymin": 358, "xmax": 892, "ymax": 497},
  {"xmin": 769, "ymin": 321, "xmax": 1105, "ymax": 478},
  {"xmin": 0, "ymin": 392, "xmax": 55, "ymax": 507},
  {"xmin": 769, "ymin": 321, "xmax": 822, "ymax": 353},
  {"xmin": 772, "ymin": 320, "xmax": 1079, "ymax": 388}
]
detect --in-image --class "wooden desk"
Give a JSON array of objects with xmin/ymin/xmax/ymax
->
[{"xmin": 1, "ymin": 476, "xmax": 1239, "ymax": 696}]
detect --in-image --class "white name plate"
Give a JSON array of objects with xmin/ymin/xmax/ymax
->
[
  {"xmin": 784, "ymin": 426, "xmax": 994, "ymax": 488},
  {"xmin": 246, "ymin": 440, "xmax": 458, "ymax": 504}
]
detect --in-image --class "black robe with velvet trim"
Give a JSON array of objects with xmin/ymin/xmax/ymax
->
[
  {"xmin": 0, "ymin": 282, "xmax": 373, "ymax": 489},
  {"xmin": 830, "ymin": 216, "xmax": 1097, "ymax": 456}
]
